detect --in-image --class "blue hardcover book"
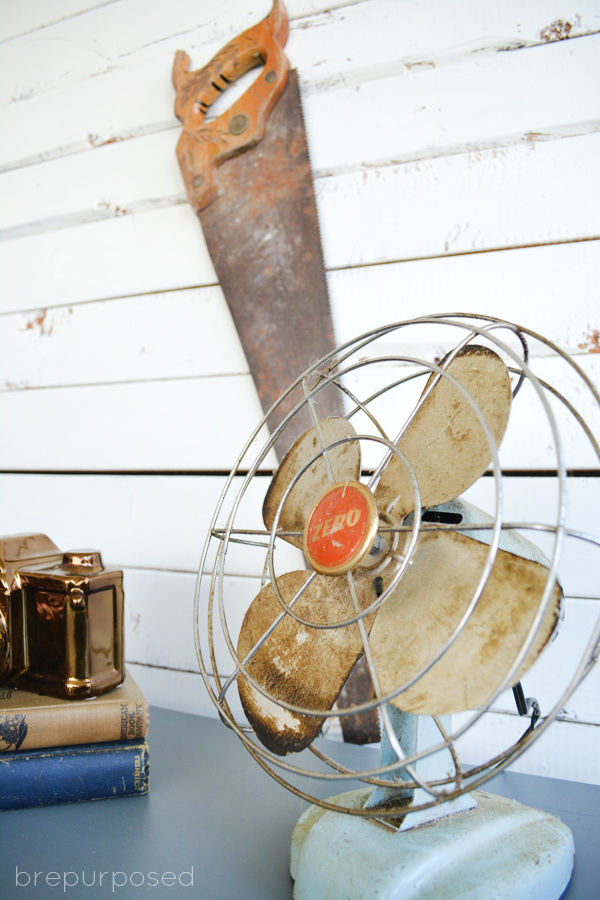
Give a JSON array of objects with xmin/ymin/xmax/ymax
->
[{"xmin": 0, "ymin": 739, "xmax": 149, "ymax": 810}]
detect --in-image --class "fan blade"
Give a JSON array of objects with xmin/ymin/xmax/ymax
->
[
  {"xmin": 263, "ymin": 417, "xmax": 360, "ymax": 548},
  {"xmin": 368, "ymin": 530, "xmax": 562, "ymax": 715},
  {"xmin": 237, "ymin": 569, "xmax": 376, "ymax": 754},
  {"xmin": 375, "ymin": 346, "xmax": 511, "ymax": 523}
]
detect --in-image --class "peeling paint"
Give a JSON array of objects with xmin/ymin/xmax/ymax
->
[
  {"xmin": 97, "ymin": 201, "xmax": 128, "ymax": 216},
  {"xmin": 88, "ymin": 134, "xmax": 124, "ymax": 148},
  {"xmin": 405, "ymin": 60, "xmax": 435, "ymax": 71},
  {"xmin": 24, "ymin": 309, "xmax": 52, "ymax": 337},
  {"xmin": 540, "ymin": 17, "xmax": 580, "ymax": 42},
  {"xmin": 578, "ymin": 329, "xmax": 600, "ymax": 354}
]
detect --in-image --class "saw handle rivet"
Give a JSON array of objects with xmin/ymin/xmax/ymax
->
[
  {"xmin": 265, "ymin": 70, "xmax": 276, "ymax": 83},
  {"xmin": 229, "ymin": 113, "xmax": 249, "ymax": 135}
]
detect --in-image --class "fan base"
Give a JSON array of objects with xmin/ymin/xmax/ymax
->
[{"xmin": 291, "ymin": 788, "xmax": 574, "ymax": 900}]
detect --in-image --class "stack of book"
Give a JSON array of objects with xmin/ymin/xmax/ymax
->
[{"xmin": 0, "ymin": 669, "xmax": 150, "ymax": 810}]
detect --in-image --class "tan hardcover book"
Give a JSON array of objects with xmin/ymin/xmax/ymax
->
[{"xmin": 0, "ymin": 669, "xmax": 149, "ymax": 752}]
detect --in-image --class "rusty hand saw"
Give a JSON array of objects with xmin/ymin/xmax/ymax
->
[
  {"xmin": 172, "ymin": 1, "xmax": 378, "ymax": 744},
  {"xmin": 173, "ymin": 0, "xmax": 342, "ymax": 459}
]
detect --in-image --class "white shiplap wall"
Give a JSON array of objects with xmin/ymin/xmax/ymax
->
[{"xmin": 0, "ymin": 0, "xmax": 599, "ymax": 786}]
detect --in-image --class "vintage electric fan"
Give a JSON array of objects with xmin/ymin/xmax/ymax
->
[{"xmin": 195, "ymin": 314, "xmax": 600, "ymax": 899}]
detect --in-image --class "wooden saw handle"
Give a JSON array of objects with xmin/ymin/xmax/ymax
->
[{"xmin": 173, "ymin": 0, "xmax": 289, "ymax": 213}]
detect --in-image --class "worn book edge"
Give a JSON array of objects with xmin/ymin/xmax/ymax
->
[
  {"xmin": 0, "ymin": 668, "xmax": 149, "ymax": 752},
  {"xmin": 0, "ymin": 739, "xmax": 150, "ymax": 810}
]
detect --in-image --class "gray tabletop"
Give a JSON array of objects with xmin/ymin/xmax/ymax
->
[{"xmin": 1, "ymin": 707, "xmax": 598, "ymax": 898}]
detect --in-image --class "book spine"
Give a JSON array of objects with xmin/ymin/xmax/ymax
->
[
  {"xmin": 0, "ymin": 696, "xmax": 149, "ymax": 752},
  {"xmin": 0, "ymin": 740, "xmax": 150, "ymax": 810}
]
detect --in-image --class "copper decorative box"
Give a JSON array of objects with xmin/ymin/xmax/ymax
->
[
  {"xmin": 0, "ymin": 534, "xmax": 124, "ymax": 699},
  {"xmin": 0, "ymin": 534, "xmax": 63, "ymax": 685}
]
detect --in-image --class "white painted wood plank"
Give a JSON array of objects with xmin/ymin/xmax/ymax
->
[
  {"xmin": 0, "ymin": 204, "xmax": 214, "ymax": 314},
  {"xmin": 0, "ymin": 1, "xmax": 121, "ymax": 43},
  {"xmin": 4, "ymin": 36, "xmax": 600, "ymax": 235},
  {"xmin": 124, "ymin": 568, "xmax": 198, "ymax": 675},
  {"xmin": 1, "ymin": 353, "xmax": 598, "ymax": 470},
  {"xmin": 2, "ymin": 129, "xmax": 599, "ymax": 284},
  {"xmin": 124, "ymin": 568, "xmax": 260, "ymax": 677},
  {"xmin": 0, "ymin": 127, "xmax": 185, "ymax": 234},
  {"xmin": 12, "ymin": 248, "xmax": 598, "ymax": 389},
  {"xmin": 0, "ymin": 287, "xmax": 248, "ymax": 389},
  {"xmin": 316, "ymin": 132, "xmax": 600, "ymax": 270},
  {"xmin": 304, "ymin": 33, "xmax": 600, "ymax": 176},
  {"xmin": 3, "ymin": 0, "xmax": 598, "ymax": 108},
  {"xmin": 3, "ymin": 19, "xmax": 599, "ymax": 173},
  {"xmin": 1, "ymin": 474, "xmax": 599, "ymax": 595},
  {"xmin": 452, "ymin": 713, "xmax": 600, "ymax": 785},
  {"xmin": 0, "ymin": 0, "xmax": 352, "ymax": 105},
  {"xmin": 463, "ymin": 475, "xmax": 600, "ymax": 602},
  {"xmin": 0, "ymin": 473, "xmax": 300, "ymax": 576},
  {"xmin": 495, "ymin": 354, "xmax": 600, "ymax": 470},
  {"xmin": 349, "ymin": 352, "xmax": 600, "ymax": 473},
  {"xmin": 0, "ymin": 376, "xmax": 276, "ymax": 471},
  {"xmin": 4, "ymin": 243, "xmax": 599, "ymax": 390},
  {"xmin": 292, "ymin": 1, "xmax": 600, "ymax": 95},
  {"xmin": 329, "ymin": 240, "xmax": 600, "ymax": 358},
  {"xmin": 1, "ymin": 225, "xmax": 598, "ymax": 355},
  {"xmin": 0, "ymin": 53, "xmax": 176, "ymax": 172},
  {"xmin": 5, "ymin": 128, "xmax": 600, "ymax": 264}
]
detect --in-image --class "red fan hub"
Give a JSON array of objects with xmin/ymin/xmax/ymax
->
[{"xmin": 304, "ymin": 482, "xmax": 379, "ymax": 576}]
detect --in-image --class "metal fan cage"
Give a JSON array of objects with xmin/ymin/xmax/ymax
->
[{"xmin": 194, "ymin": 313, "xmax": 600, "ymax": 821}]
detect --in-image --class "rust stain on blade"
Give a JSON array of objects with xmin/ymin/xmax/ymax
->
[
  {"xmin": 198, "ymin": 70, "xmax": 342, "ymax": 456},
  {"xmin": 237, "ymin": 570, "xmax": 377, "ymax": 755}
]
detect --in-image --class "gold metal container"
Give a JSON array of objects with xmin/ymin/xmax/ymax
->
[
  {"xmin": 0, "ymin": 534, "xmax": 63, "ymax": 684},
  {"xmin": 15, "ymin": 549, "xmax": 124, "ymax": 699}
]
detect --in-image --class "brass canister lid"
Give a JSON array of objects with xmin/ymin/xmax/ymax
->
[{"xmin": 60, "ymin": 550, "xmax": 104, "ymax": 573}]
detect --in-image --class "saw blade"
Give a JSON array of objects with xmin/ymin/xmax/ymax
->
[
  {"xmin": 198, "ymin": 69, "xmax": 340, "ymax": 454},
  {"xmin": 172, "ymin": 3, "xmax": 372, "ymax": 742},
  {"xmin": 173, "ymin": 1, "xmax": 341, "ymax": 458}
]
